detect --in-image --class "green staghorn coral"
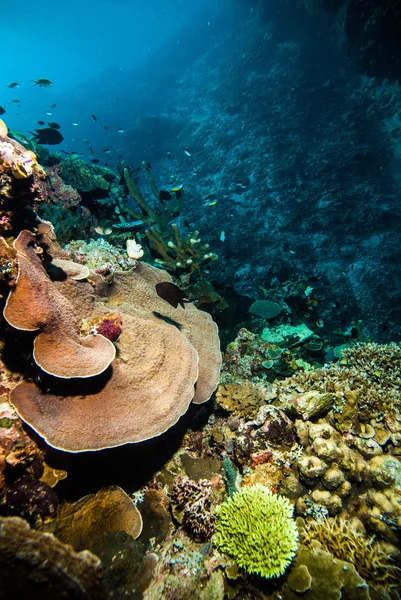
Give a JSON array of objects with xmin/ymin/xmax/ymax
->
[{"xmin": 213, "ymin": 484, "xmax": 298, "ymax": 579}]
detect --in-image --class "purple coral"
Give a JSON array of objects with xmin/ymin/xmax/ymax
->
[{"xmin": 171, "ymin": 475, "xmax": 215, "ymax": 541}]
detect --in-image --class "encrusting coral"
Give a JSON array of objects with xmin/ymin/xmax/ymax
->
[{"xmin": 213, "ymin": 484, "xmax": 298, "ymax": 579}]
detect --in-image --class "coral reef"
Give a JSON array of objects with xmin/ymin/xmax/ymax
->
[
  {"xmin": 0, "ymin": 516, "xmax": 108, "ymax": 600},
  {"xmin": 0, "ymin": 120, "xmax": 46, "ymax": 236},
  {"xmin": 7, "ymin": 261, "xmax": 220, "ymax": 451},
  {"xmin": 56, "ymin": 486, "xmax": 143, "ymax": 554},
  {"xmin": 213, "ymin": 484, "xmax": 298, "ymax": 578},
  {"xmin": 3, "ymin": 230, "xmax": 116, "ymax": 379},
  {"xmin": 302, "ymin": 517, "xmax": 401, "ymax": 588},
  {"xmin": 170, "ymin": 475, "xmax": 216, "ymax": 541}
]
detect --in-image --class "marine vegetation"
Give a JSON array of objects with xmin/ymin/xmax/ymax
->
[{"xmin": 213, "ymin": 484, "xmax": 299, "ymax": 578}]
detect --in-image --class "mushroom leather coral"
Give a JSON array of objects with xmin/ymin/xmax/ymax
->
[
  {"xmin": 3, "ymin": 230, "xmax": 115, "ymax": 378},
  {"xmin": 10, "ymin": 313, "xmax": 199, "ymax": 452},
  {"xmin": 107, "ymin": 262, "xmax": 221, "ymax": 404}
]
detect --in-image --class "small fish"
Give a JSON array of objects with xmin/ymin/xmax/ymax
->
[
  {"xmin": 170, "ymin": 184, "xmax": 183, "ymax": 192},
  {"xmin": 72, "ymin": 122, "xmax": 79, "ymax": 126},
  {"xmin": 94, "ymin": 226, "xmax": 112, "ymax": 235},
  {"xmin": 103, "ymin": 148, "xmax": 110, "ymax": 153},
  {"xmin": 0, "ymin": 106, "xmax": 5, "ymax": 115},
  {"xmin": 11, "ymin": 99, "xmax": 20, "ymax": 103},
  {"xmin": 33, "ymin": 127, "xmax": 64, "ymax": 145},
  {"xmin": 37, "ymin": 120, "xmax": 46, "ymax": 125},
  {"xmin": 48, "ymin": 122, "xmax": 60, "ymax": 129},
  {"xmin": 206, "ymin": 200, "xmax": 218, "ymax": 207},
  {"xmin": 8, "ymin": 82, "xmax": 19, "ymax": 88},
  {"xmin": 50, "ymin": 103, "xmax": 57, "ymax": 108},
  {"xmin": 32, "ymin": 78, "xmax": 52, "ymax": 87},
  {"xmin": 316, "ymin": 319, "xmax": 324, "ymax": 328},
  {"xmin": 184, "ymin": 148, "xmax": 191, "ymax": 156},
  {"xmin": 117, "ymin": 128, "xmax": 124, "ymax": 133},
  {"xmin": 219, "ymin": 231, "xmax": 226, "ymax": 242},
  {"xmin": 91, "ymin": 158, "xmax": 100, "ymax": 164},
  {"xmin": 159, "ymin": 190, "xmax": 172, "ymax": 202},
  {"xmin": 46, "ymin": 112, "xmax": 52, "ymax": 116},
  {"xmin": 104, "ymin": 125, "xmax": 109, "ymax": 130},
  {"xmin": 91, "ymin": 114, "xmax": 97, "ymax": 122},
  {"xmin": 155, "ymin": 282, "xmax": 190, "ymax": 309}
]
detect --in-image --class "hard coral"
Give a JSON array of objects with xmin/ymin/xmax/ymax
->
[
  {"xmin": 171, "ymin": 475, "xmax": 216, "ymax": 541},
  {"xmin": 303, "ymin": 517, "xmax": 401, "ymax": 589},
  {"xmin": 10, "ymin": 312, "xmax": 199, "ymax": 451},
  {"xmin": 8, "ymin": 257, "xmax": 220, "ymax": 452},
  {"xmin": 3, "ymin": 230, "xmax": 116, "ymax": 378},
  {"xmin": 0, "ymin": 516, "xmax": 108, "ymax": 600},
  {"xmin": 0, "ymin": 122, "xmax": 46, "ymax": 236},
  {"xmin": 213, "ymin": 484, "xmax": 298, "ymax": 579}
]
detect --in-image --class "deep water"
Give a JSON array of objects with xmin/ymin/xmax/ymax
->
[{"xmin": 2, "ymin": 0, "xmax": 401, "ymax": 342}]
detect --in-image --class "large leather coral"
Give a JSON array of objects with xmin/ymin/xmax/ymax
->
[
  {"xmin": 8, "ymin": 248, "xmax": 221, "ymax": 452},
  {"xmin": 3, "ymin": 230, "xmax": 116, "ymax": 378}
]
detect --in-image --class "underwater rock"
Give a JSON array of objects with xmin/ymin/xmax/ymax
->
[{"xmin": 0, "ymin": 516, "xmax": 109, "ymax": 600}]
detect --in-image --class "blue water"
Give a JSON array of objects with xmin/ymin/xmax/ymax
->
[{"xmin": 2, "ymin": 0, "xmax": 401, "ymax": 340}]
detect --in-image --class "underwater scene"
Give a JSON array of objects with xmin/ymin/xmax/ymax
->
[{"xmin": 1, "ymin": 0, "xmax": 401, "ymax": 597}]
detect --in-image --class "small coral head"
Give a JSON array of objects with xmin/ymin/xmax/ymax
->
[
  {"xmin": 213, "ymin": 484, "xmax": 298, "ymax": 579},
  {"xmin": 96, "ymin": 313, "xmax": 123, "ymax": 342}
]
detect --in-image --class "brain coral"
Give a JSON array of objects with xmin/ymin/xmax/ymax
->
[{"xmin": 213, "ymin": 484, "xmax": 298, "ymax": 578}]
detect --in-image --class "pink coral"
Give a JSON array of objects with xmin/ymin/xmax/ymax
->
[{"xmin": 96, "ymin": 313, "xmax": 123, "ymax": 342}]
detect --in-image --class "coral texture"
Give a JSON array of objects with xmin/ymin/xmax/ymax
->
[{"xmin": 213, "ymin": 484, "xmax": 298, "ymax": 578}]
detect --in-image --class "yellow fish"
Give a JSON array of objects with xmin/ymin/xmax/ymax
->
[{"xmin": 0, "ymin": 119, "xmax": 8, "ymax": 136}]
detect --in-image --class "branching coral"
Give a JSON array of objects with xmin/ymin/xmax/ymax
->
[
  {"xmin": 123, "ymin": 164, "xmax": 183, "ymax": 229},
  {"xmin": 302, "ymin": 517, "xmax": 401, "ymax": 588},
  {"xmin": 213, "ymin": 484, "xmax": 298, "ymax": 578},
  {"xmin": 123, "ymin": 163, "xmax": 218, "ymax": 286},
  {"xmin": 170, "ymin": 475, "xmax": 215, "ymax": 541}
]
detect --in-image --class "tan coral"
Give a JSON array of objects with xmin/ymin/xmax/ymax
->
[
  {"xmin": 56, "ymin": 486, "xmax": 143, "ymax": 552},
  {"xmin": 10, "ymin": 312, "xmax": 199, "ymax": 451},
  {"xmin": 51, "ymin": 258, "xmax": 90, "ymax": 280},
  {"xmin": 106, "ymin": 262, "xmax": 221, "ymax": 404},
  {"xmin": 3, "ymin": 230, "xmax": 115, "ymax": 378}
]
